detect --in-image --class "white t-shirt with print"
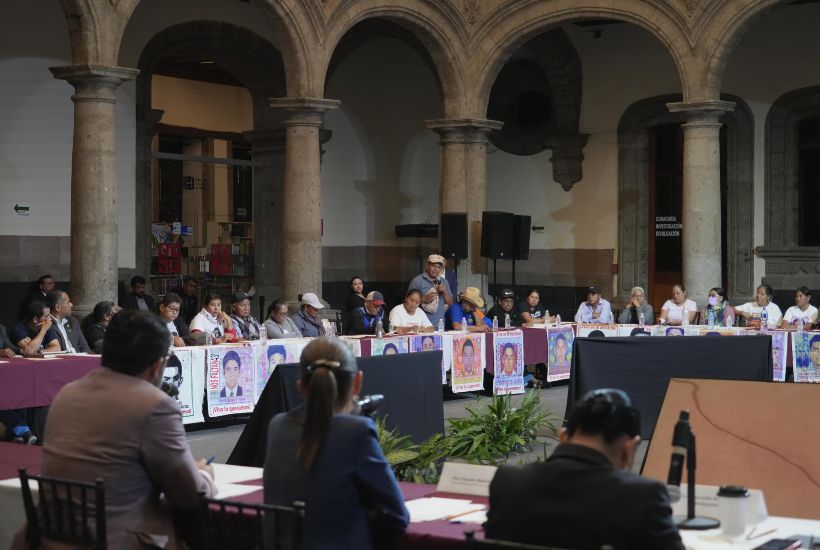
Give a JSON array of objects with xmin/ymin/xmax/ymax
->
[
  {"xmin": 783, "ymin": 304, "xmax": 819, "ymax": 325},
  {"xmin": 734, "ymin": 301, "xmax": 783, "ymax": 327},
  {"xmin": 389, "ymin": 305, "xmax": 433, "ymax": 329}
]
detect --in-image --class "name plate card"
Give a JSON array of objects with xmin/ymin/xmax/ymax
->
[{"xmin": 436, "ymin": 462, "xmax": 498, "ymax": 497}]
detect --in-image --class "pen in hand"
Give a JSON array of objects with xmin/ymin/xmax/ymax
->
[{"xmin": 206, "ymin": 455, "xmax": 216, "ymax": 465}]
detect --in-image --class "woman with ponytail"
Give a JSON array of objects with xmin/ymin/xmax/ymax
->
[{"xmin": 263, "ymin": 337, "xmax": 408, "ymax": 549}]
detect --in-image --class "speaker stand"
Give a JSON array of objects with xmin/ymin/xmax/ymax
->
[
  {"xmin": 511, "ymin": 259, "xmax": 516, "ymax": 288},
  {"xmin": 492, "ymin": 259, "xmax": 498, "ymax": 297}
]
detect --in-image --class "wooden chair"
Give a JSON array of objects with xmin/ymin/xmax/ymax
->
[
  {"xmin": 200, "ymin": 495, "xmax": 305, "ymax": 550},
  {"xmin": 465, "ymin": 530, "xmax": 577, "ymax": 550},
  {"xmin": 18, "ymin": 467, "xmax": 107, "ymax": 550}
]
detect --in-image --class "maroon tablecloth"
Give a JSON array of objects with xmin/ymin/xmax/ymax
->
[
  {"xmin": 0, "ymin": 443, "xmax": 480, "ymax": 548},
  {"xmin": 0, "ymin": 355, "xmax": 100, "ymax": 410}
]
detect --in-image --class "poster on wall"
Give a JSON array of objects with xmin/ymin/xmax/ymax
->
[
  {"xmin": 547, "ymin": 325, "xmax": 574, "ymax": 382},
  {"xmin": 792, "ymin": 331, "xmax": 820, "ymax": 383},
  {"xmin": 409, "ymin": 334, "xmax": 451, "ymax": 384},
  {"xmin": 169, "ymin": 347, "xmax": 205, "ymax": 425},
  {"xmin": 255, "ymin": 339, "xmax": 308, "ymax": 403},
  {"xmin": 451, "ymin": 333, "xmax": 485, "ymax": 393},
  {"xmin": 576, "ymin": 324, "xmax": 618, "ymax": 338},
  {"xmin": 371, "ymin": 336, "xmax": 409, "ymax": 356},
  {"xmin": 492, "ymin": 330, "xmax": 525, "ymax": 395},
  {"xmin": 206, "ymin": 345, "xmax": 255, "ymax": 417}
]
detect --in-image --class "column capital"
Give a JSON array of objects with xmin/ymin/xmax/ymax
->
[
  {"xmin": 50, "ymin": 65, "xmax": 139, "ymax": 103},
  {"xmin": 269, "ymin": 98, "xmax": 341, "ymax": 127},
  {"xmin": 426, "ymin": 118, "xmax": 504, "ymax": 144},
  {"xmin": 666, "ymin": 100, "xmax": 736, "ymax": 126}
]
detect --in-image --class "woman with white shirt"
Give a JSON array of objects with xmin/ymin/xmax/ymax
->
[
  {"xmin": 659, "ymin": 284, "xmax": 697, "ymax": 326},
  {"xmin": 389, "ymin": 289, "xmax": 434, "ymax": 334},
  {"xmin": 735, "ymin": 284, "xmax": 782, "ymax": 328},
  {"xmin": 780, "ymin": 286, "xmax": 818, "ymax": 328},
  {"xmin": 189, "ymin": 292, "xmax": 237, "ymax": 344}
]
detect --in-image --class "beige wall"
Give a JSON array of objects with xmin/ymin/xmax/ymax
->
[{"xmin": 151, "ymin": 75, "xmax": 253, "ymax": 133}]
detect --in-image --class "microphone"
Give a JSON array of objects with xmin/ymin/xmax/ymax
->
[
  {"xmin": 435, "ymin": 277, "xmax": 442, "ymax": 285},
  {"xmin": 666, "ymin": 410, "xmax": 691, "ymax": 503},
  {"xmin": 356, "ymin": 394, "xmax": 384, "ymax": 417},
  {"xmin": 160, "ymin": 381, "xmax": 180, "ymax": 398}
]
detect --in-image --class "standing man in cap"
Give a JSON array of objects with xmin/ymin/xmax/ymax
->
[
  {"xmin": 446, "ymin": 287, "xmax": 492, "ymax": 332},
  {"xmin": 348, "ymin": 291, "xmax": 388, "ymax": 335},
  {"xmin": 487, "ymin": 288, "xmax": 524, "ymax": 327},
  {"xmin": 292, "ymin": 292, "xmax": 326, "ymax": 337},
  {"xmin": 408, "ymin": 254, "xmax": 453, "ymax": 328},
  {"xmin": 230, "ymin": 291, "xmax": 263, "ymax": 340},
  {"xmin": 574, "ymin": 286, "xmax": 613, "ymax": 324}
]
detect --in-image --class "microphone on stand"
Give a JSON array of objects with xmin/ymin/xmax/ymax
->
[{"xmin": 666, "ymin": 410, "xmax": 690, "ymax": 503}]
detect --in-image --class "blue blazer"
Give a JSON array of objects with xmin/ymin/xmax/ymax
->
[{"xmin": 264, "ymin": 409, "xmax": 409, "ymax": 549}]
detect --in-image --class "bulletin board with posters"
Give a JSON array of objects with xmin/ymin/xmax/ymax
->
[{"xmin": 451, "ymin": 333, "xmax": 485, "ymax": 393}]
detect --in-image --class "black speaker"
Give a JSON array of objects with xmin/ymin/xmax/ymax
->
[
  {"xmin": 395, "ymin": 224, "xmax": 438, "ymax": 238},
  {"xmin": 441, "ymin": 213, "xmax": 468, "ymax": 260},
  {"xmin": 513, "ymin": 215, "xmax": 531, "ymax": 260},
  {"xmin": 480, "ymin": 211, "xmax": 515, "ymax": 259}
]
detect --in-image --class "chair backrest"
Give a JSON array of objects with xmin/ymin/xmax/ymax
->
[
  {"xmin": 464, "ymin": 530, "xmax": 577, "ymax": 550},
  {"xmin": 200, "ymin": 495, "xmax": 305, "ymax": 550},
  {"xmin": 18, "ymin": 467, "xmax": 106, "ymax": 550}
]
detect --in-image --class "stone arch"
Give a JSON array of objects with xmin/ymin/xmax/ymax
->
[
  {"xmin": 57, "ymin": 0, "xmax": 105, "ymax": 64},
  {"xmin": 617, "ymin": 93, "xmax": 755, "ymax": 303},
  {"xmin": 320, "ymin": 3, "xmax": 464, "ymax": 116},
  {"xmin": 470, "ymin": 3, "xmax": 690, "ymax": 117},
  {"xmin": 132, "ymin": 21, "xmax": 288, "ymax": 280}
]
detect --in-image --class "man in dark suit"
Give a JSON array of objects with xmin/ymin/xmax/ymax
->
[
  {"xmin": 121, "ymin": 275, "xmax": 156, "ymax": 312},
  {"xmin": 485, "ymin": 388, "xmax": 684, "ymax": 550},
  {"xmin": 45, "ymin": 289, "xmax": 91, "ymax": 353}
]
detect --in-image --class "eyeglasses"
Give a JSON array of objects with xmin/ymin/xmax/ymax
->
[{"xmin": 164, "ymin": 306, "xmax": 180, "ymax": 312}]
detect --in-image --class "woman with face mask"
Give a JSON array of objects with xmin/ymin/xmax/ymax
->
[{"xmin": 701, "ymin": 287, "xmax": 735, "ymax": 327}]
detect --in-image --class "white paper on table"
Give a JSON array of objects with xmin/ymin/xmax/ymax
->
[
  {"xmin": 214, "ymin": 482, "xmax": 263, "ymax": 500},
  {"xmin": 404, "ymin": 497, "xmax": 485, "ymax": 523},
  {"xmin": 0, "ymin": 478, "xmax": 22, "ymax": 489},
  {"xmin": 211, "ymin": 463, "xmax": 263, "ymax": 484}
]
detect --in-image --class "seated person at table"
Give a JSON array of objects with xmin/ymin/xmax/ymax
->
[
  {"xmin": 11, "ymin": 301, "xmax": 60, "ymax": 355},
  {"xmin": 263, "ymin": 337, "xmax": 409, "ymax": 549},
  {"xmin": 190, "ymin": 292, "xmax": 237, "ymax": 344},
  {"xmin": 487, "ymin": 288, "xmax": 524, "ymax": 327},
  {"xmin": 349, "ymin": 291, "xmax": 388, "ymax": 335},
  {"xmin": 230, "ymin": 290, "xmax": 263, "ymax": 340},
  {"xmin": 292, "ymin": 293, "xmax": 327, "ymax": 337},
  {"xmin": 120, "ymin": 275, "xmax": 156, "ymax": 312},
  {"xmin": 0, "ymin": 325, "xmax": 34, "ymax": 444},
  {"xmin": 574, "ymin": 286, "xmax": 613, "ymax": 324},
  {"xmin": 735, "ymin": 284, "xmax": 782, "ymax": 328},
  {"xmin": 32, "ymin": 310, "xmax": 215, "ymax": 549},
  {"xmin": 781, "ymin": 286, "xmax": 818, "ymax": 328},
  {"xmin": 264, "ymin": 299, "xmax": 303, "ymax": 338},
  {"xmin": 658, "ymin": 284, "xmax": 697, "ymax": 326},
  {"xmin": 46, "ymin": 289, "xmax": 91, "ymax": 353},
  {"xmin": 446, "ymin": 287, "xmax": 492, "ymax": 332},
  {"xmin": 389, "ymin": 289, "xmax": 434, "ymax": 334},
  {"xmin": 701, "ymin": 287, "xmax": 735, "ymax": 327},
  {"xmin": 159, "ymin": 293, "xmax": 192, "ymax": 347},
  {"xmin": 520, "ymin": 288, "xmax": 550, "ymax": 324},
  {"xmin": 617, "ymin": 286, "xmax": 654, "ymax": 325},
  {"xmin": 485, "ymin": 388, "xmax": 683, "ymax": 550},
  {"xmin": 81, "ymin": 300, "xmax": 121, "ymax": 354}
]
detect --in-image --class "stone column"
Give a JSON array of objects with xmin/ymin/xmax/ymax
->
[
  {"xmin": 269, "ymin": 98, "xmax": 340, "ymax": 304},
  {"xmin": 244, "ymin": 129, "xmax": 287, "ymax": 305},
  {"xmin": 50, "ymin": 65, "xmax": 139, "ymax": 316},
  {"xmin": 135, "ymin": 108, "xmax": 164, "ymax": 282},
  {"xmin": 667, "ymin": 100, "xmax": 735, "ymax": 307},
  {"xmin": 426, "ymin": 119, "xmax": 503, "ymax": 294}
]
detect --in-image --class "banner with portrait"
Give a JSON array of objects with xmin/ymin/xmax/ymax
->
[
  {"xmin": 254, "ymin": 339, "xmax": 308, "ymax": 403},
  {"xmin": 451, "ymin": 333, "xmax": 485, "ymax": 393},
  {"xmin": 547, "ymin": 325, "xmax": 574, "ymax": 382},
  {"xmin": 492, "ymin": 330, "xmax": 525, "ymax": 395},
  {"xmin": 617, "ymin": 324, "xmax": 652, "ymax": 337},
  {"xmin": 651, "ymin": 325, "xmax": 690, "ymax": 337},
  {"xmin": 409, "ymin": 334, "xmax": 451, "ymax": 384},
  {"xmin": 206, "ymin": 345, "xmax": 255, "ymax": 417},
  {"xmin": 341, "ymin": 337, "xmax": 362, "ymax": 357},
  {"xmin": 791, "ymin": 331, "xmax": 820, "ymax": 383},
  {"xmin": 770, "ymin": 330, "xmax": 788, "ymax": 382},
  {"xmin": 169, "ymin": 347, "xmax": 205, "ymax": 425},
  {"xmin": 576, "ymin": 324, "xmax": 619, "ymax": 338},
  {"xmin": 371, "ymin": 336, "xmax": 409, "ymax": 356}
]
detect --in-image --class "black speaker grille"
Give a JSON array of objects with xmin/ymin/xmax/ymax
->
[{"xmin": 441, "ymin": 213, "xmax": 468, "ymax": 259}]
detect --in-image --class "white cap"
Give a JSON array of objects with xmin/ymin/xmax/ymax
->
[{"xmin": 300, "ymin": 292, "xmax": 324, "ymax": 309}]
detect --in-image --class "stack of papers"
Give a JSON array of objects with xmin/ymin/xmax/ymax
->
[{"xmin": 404, "ymin": 497, "xmax": 486, "ymax": 523}]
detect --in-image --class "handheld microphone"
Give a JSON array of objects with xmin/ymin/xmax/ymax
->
[
  {"xmin": 160, "ymin": 381, "xmax": 180, "ymax": 398},
  {"xmin": 435, "ymin": 277, "xmax": 442, "ymax": 285},
  {"xmin": 356, "ymin": 394, "xmax": 384, "ymax": 417},
  {"xmin": 666, "ymin": 410, "xmax": 690, "ymax": 503}
]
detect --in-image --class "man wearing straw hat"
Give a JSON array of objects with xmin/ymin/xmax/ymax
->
[{"xmin": 446, "ymin": 287, "xmax": 492, "ymax": 332}]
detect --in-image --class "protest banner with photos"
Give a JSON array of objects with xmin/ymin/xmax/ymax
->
[
  {"xmin": 492, "ymin": 330, "xmax": 525, "ymax": 395},
  {"xmin": 451, "ymin": 333, "xmax": 485, "ymax": 393},
  {"xmin": 792, "ymin": 331, "xmax": 820, "ymax": 383},
  {"xmin": 576, "ymin": 323, "xmax": 618, "ymax": 338},
  {"xmin": 410, "ymin": 334, "xmax": 451, "ymax": 384},
  {"xmin": 770, "ymin": 330, "xmax": 788, "ymax": 382},
  {"xmin": 547, "ymin": 325, "xmax": 574, "ymax": 382},
  {"xmin": 371, "ymin": 336, "xmax": 409, "ymax": 356},
  {"xmin": 255, "ymin": 339, "xmax": 308, "ymax": 402},
  {"xmin": 206, "ymin": 345, "xmax": 255, "ymax": 417},
  {"xmin": 170, "ymin": 347, "xmax": 205, "ymax": 424}
]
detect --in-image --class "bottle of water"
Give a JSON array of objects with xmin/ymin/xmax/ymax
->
[
  {"xmin": 437, "ymin": 318, "xmax": 445, "ymax": 333},
  {"xmin": 639, "ymin": 312, "xmax": 645, "ymax": 327},
  {"xmin": 259, "ymin": 323, "xmax": 267, "ymax": 342},
  {"xmin": 205, "ymin": 330, "xmax": 214, "ymax": 346},
  {"xmin": 375, "ymin": 319, "xmax": 384, "ymax": 339},
  {"xmin": 544, "ymin": 310, "xmax": 550, "ymax": 327},
  {"xmin": 798, "ymin": 317, "xmax": 805, "ymax": 333},
  {"xmin": 555, "ymin": 314, "xmax": 561, "ymax": 325},
  {"xmin": 707, "ymin": 308, "xmax": 715, "ymax": 328},
  {"xmin": 504, "ymin": 314, "xmax": 511, "ymax": 329},
  {"xmin": 682, "ymin": 307, "xmax": 689, "ymax": 327},
  {"xmin": 492, "ymin": 316, "xmax": 498, "ymax": 332},
  {"xmin": 725, "ymin": 311, "xmax": 734, "ymax": 328},
  {"xmin": 760, "ymin": 308, "xmax": 768, "ymax": 333},
  {"xmin": 461, "ymin": 316, "xmax": 468, "ymax": 333}
]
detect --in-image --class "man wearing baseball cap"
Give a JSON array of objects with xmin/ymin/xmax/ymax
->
[
  {"xmin": 574, "ymin": 286, "xmax": 613, "ymax": 324},
  {"xmin": 230, "ymin": 291, "xmax": 263, "ymax": 340},
  {"xmin": 348, "ymin": 291, "xmax": 389, "ymax": 335},
  {"xmin": 487, "ymin": 288, "xmax": 524, "ymax": 327},
  {"xmin": 407, "ymin": 254, "xmax": 453, "ymax": 327}
]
